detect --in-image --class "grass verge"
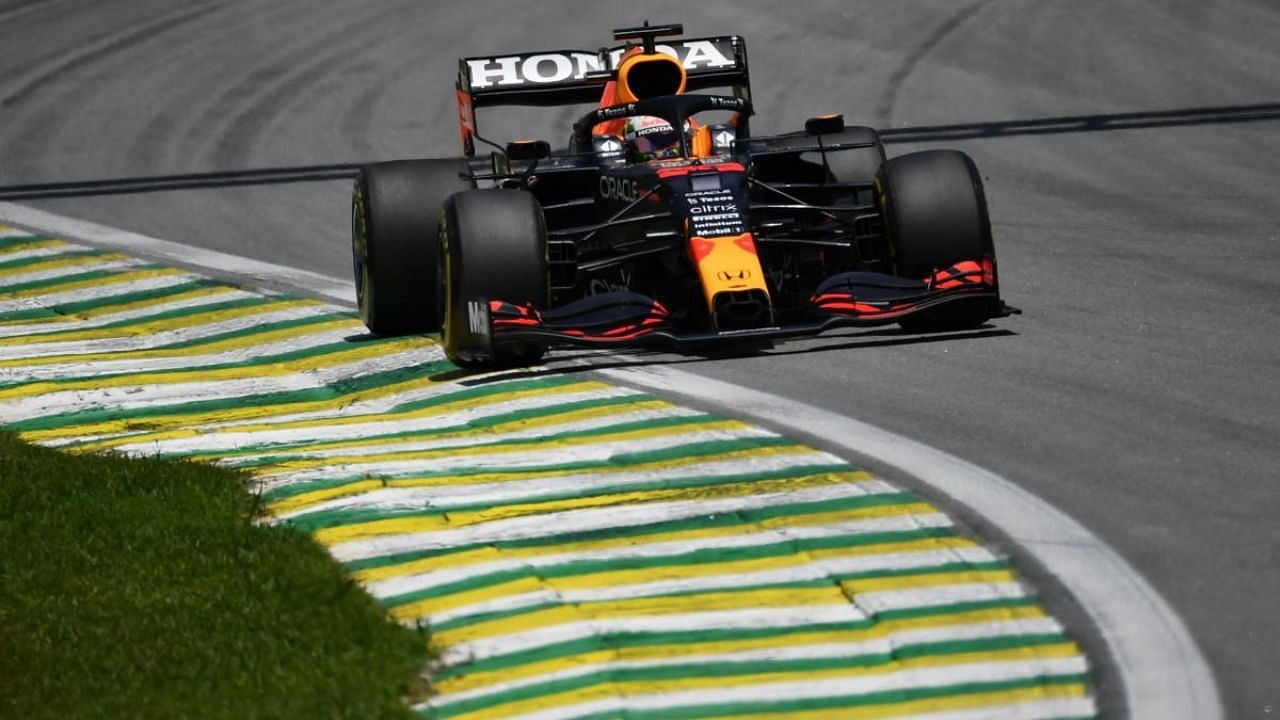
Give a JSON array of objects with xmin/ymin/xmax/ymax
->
[{"xmin": 0, "ymin": 431, "xmax": 429, "ymax": 719}]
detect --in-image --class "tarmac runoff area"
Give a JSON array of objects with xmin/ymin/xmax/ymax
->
[{"xmin": 0, "ymin": 220, "xmax": 1107, "ymax": 719}]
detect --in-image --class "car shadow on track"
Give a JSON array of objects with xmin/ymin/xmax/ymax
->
[
  {"xmin": 439, "ymin": 326, "xmax": 1017, "ymax": 386},
  {"xmin": 1, "ymin": 102, "xmax": 1276, "ymax": 200},
  {"xmin": 878, "ymin": 101, "xmax": 1280, "ymax": 144}
]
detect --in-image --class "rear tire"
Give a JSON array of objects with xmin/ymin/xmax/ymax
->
[
  {"xmin": 439, "ymin": 190, "xmax": 549, "ymax": 368},
  {"xmin": 351, "ymin": 159, "xmax": 474, "ymax": 335},
  {"xmin": 875, "ymin": 149, "xmax": 996, "ymax": 331},
  {"xmin": 755, "ymin": 126, "xmax": 885, "ymax": 203},
  {"xmin": 820, "ymin": 126, "xmax": 886, "ymax": 203}
]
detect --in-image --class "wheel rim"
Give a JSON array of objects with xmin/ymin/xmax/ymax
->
[
  {"xmin": 351, "ymin": 191, "xmax": 371, "ymax": 317},
  {"xmin": 438, "ymin": 225, "xmax": 453, "ymax": 348}
]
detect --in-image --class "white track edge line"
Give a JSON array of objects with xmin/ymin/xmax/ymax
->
[
  {"xmin": 1, "ymin": 203, "xmax": 1221, "ymax": 719},
  {"xmin": 0, "ymin": 203, "xmax": 356, "ymax": 304},
  {"xmin": 597, "ymin": 363, "xmax": 1221, "ymax": 720}
]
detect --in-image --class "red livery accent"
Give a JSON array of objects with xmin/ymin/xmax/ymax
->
[
  {"xmin": 657, "ymin": 161, "xmax": 745, "ymax": 179},
  {"xmin": 689, "ymin": 237, "xmax": 715, "ymax": 262}
]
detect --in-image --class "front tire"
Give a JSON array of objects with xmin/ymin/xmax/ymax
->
[
  {"xmin": 439, "ymin": 190, "xmax": 549, "ymax": 369},
  {"xmin": 875, "ymin": 149, "xmax": 997, "ymax": 331},
  {"xmin": 351, "ymin": 159, "xmax": 474, "ymax": 336}
]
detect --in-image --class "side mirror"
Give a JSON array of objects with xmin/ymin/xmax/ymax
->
[
  {"xmin": 506, "ymin": 139, "xmax": 550, "ymax": 162},
  {"xmin": 804, "ymin": 113, "xmax": 845, "ymax": 136}
]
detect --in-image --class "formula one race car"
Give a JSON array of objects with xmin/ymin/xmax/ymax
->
[{"xmin": 351, "ymin": 22, "xmax": 1016, "ymax": 368}]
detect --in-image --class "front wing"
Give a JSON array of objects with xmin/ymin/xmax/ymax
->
[{"xmin": 487, "ymin": 260, "xmax": 1018, "ymax": 349}]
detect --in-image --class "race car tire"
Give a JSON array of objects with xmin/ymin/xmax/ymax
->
[
  {"xmin": 440, "ymin": 189, "xmax": 549, "ymax": 368},
  {"xmin": 754, "ymin": 126, "xmax": 884, "ymax": 211},
  {"xmin": 876, "ymin": 149, "xmax": 996, "ymax": 331},
  {"xmin": 819, "ymin": 126, "xmax": 886, "ymax": 195},
  {"xmin": 351, "ymin": 158, "xmax": 474, "ymax": 336}
]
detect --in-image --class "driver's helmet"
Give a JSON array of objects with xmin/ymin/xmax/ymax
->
[{"xmin": 624, "ymin": 115, "xmax": 683, "ymax": 161}]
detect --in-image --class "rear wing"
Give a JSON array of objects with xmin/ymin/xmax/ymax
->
[{"xmin": 455, "ymin": 35, "xmax": 750, "ymax": 155}]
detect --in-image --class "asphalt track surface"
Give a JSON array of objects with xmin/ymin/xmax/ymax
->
[{"xmin": 2, "ymin": 0, "xmax": 1278, "ymax": 716}]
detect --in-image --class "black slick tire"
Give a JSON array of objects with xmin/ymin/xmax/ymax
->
[
  {"xmin": 819, "ymin": 126, "xmax": 886, "ymax": 200},
  {"xmin": 439, "ymin": 189, "xmax": 549, "ymax": 369},
  {"xmin": 875, "ymin": 149, "xmax": 997, "ymax": 331},
  {"xmin": 351, "ymin": 159, "xmax": 474, "ymax": 335}
]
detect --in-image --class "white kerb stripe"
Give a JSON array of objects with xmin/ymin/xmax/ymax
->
[
  {"xmin": 366, "ymin": 513, "xmax": 955, "ymax": 599},
  {"xmin": 413, "ymin": 551, "xmax": 1006, "ymax": 629},
  {"xmin": 0, "ymin": 272, "xmax": 206, "ymax": 313},
  {"xmin": 374, "ymin": 537, "xmax": 982, "ymax": 607},
  {"xmin": 428, "ymin": 616, "xmax": 1068, "ymax": 709},
  {"xmin": 439, "ymin": 603, "xmax": 870, "ymax": 666},
  {"xmin": 327, "ymin": 480, "xmax": 901, "ymax": 563},
  {"xmin": 493, "ymin": 656, "xmax": 1090, "ymax": 720},
  {"xmin": 274, "ymin": 448, "xmax": 843, "ymax": 522},
  {"xmin": 601, "ymin": 364, "xmax": 1220, "ymax": 720}
]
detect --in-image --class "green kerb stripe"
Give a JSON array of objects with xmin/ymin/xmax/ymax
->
[
  {"xmin": 428, "ymin": 597, "xmax": 1044, "ymax": 682},
  {"xmin": 191, "ymin": 393, "xmax": 671, "ymax": 462},
  {"xmin": 12, "ymin": 332, "xmax": 443, "ymax": 392},
  {"xmin": 142, "ymin": 311, "xmax": 354, "ymax": 350},
  {"xmin": 429, "ymin": 633, "xmax": 1074, "ymax": 719},
  {"xmin": 6, "ymin": 358, "xmax": 451, "ymax": 432},
  {"xmin": 0, "ymin": 279, "xmax": 227, "ymax": 322},
  {"xmin": 0, "ymin": 295, "xmax": 278, "ymax": 342},
  {"xmin": 0, "ymin": 307, "xmax": 61, "ymax": 323},
  {"xmin": 0, "ymin": 235, "xmax": 54, "ymax": 252},
  {"xmin": 262, "ymin": 415, "xmax": 766, "ymax": 504},
  {"xmin": 0, "ymin": 247, "xmax": 117, "ymax": 272},
  {"xmin": 380, "ymin": 530, "xmax": 979, "ymax": 609},
  {"xmin": 3, "ymin": 338, "xmax": 448, "ymax": 410},
  {"xmin": 0, "ymin": 265, "xmax": 165, "ymax": 294},
  {"xmin": 559, "ymin": 674, "xmax": 1091, "ymax": 720},
  {"xmin": 280, "ymin": 439, "xmax": 820, "ymax": 532},
  {"xmin": 425, "ymin": 562, "xmax": 1012, "ymax": 635},
  {"xmin": 237, "ymin": 411, "xmax": 730, "ymax": 470},
  {"xmin": 291, "ymin": 457, "xmax": 849, "ymax": 534},
  {"xmin": 384, "ymin": 375, "xmax": 593, "ymax": 416},
  {"xmin": 342, "ymin": 491, "xmax": 923, "ymax": 574},
  {"xmin": 40, "ymin": 279, "xmax": 237, "ymax": 314}
]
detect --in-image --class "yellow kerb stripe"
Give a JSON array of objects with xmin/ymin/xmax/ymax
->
[
  {"xmin": 427, "ymin": 571, "xmax": 1019, "ymax": 652},
  {"xmin": 0, "ymin": 237, "xmax": 69, "ymax": 257},
  {"xmin": 0, "ymin": 316, "xmax": 366, "ymax": 371},
  {"xmin": 254, "ymin": 418, "xmax": 750, "ymax": 476},
  {"xmin": 1, "ymin": 266, "xmax": 188, "ymax": 299},
  {"xmin": 313, "ymin": 466, "xmax": 861, "ymax": 546},
  {"xmin": 276, "ymin": 439, "xmax": 828, "ymax": 519},
  {"xmin": 232, "ymin": 380, "xmax": 614, "ymax": 436},
  {"xmin": 432, "ymin": 605, "xmax": 1049, "ymax": 696},
  {"xmin": 0, "ymin": 251, "xmax": 133, "ymax": 278},
  {"xmin": 353, "ymin": 501, "xmax": 941, "ymax": 585},
  {"xmin": 840, "ymin": 568, "xmax": 1016, "ymax": 595},
  {"xmin": 19, "ymin": 378, "xmax": 606, "ymax": 445},
  {"xmin": 237, "ymin": 397, "xmax": 676, "ymax": 460},
  {"xmin": 722, "ymin": 682, "xmax": 1090, "ymax": 720},
  {"xmin": 0, "ymin": 324, "xmax": 422, "ymax": 396},
  {"xmin": 452, "ymin": 674, "xmax": 1088, "ymax": 720},
  {"xmin": 389, "ymin": 546, "xmax": 991, "ymax": 628},
  {"xmin": 545, "ymin": 537, "xmax": 980, "ymax": 592},
  {"xmin": 0, "ymin": 284, "xmax": 237, "ymax": 332},
  {"xmin": 423, "ymin": 585, "xmax": 856, "ymax": 639},
  {"xmin": 0, "ymin": 297, "xmax": 323, "ymax": 346}
]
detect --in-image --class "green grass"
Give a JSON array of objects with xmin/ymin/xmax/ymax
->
[{"xmin": 0, "ymin": 432, "xmax": 430, "ymax": 719}]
